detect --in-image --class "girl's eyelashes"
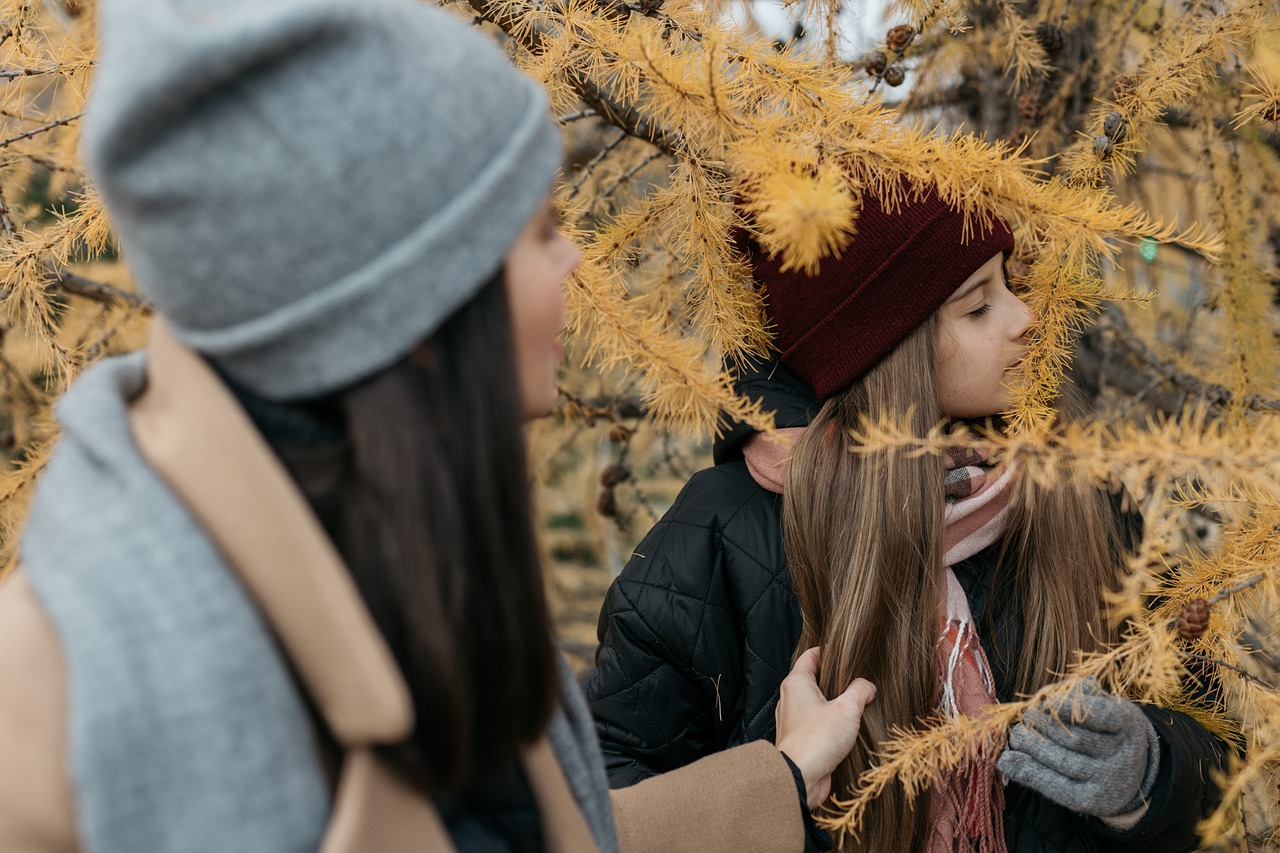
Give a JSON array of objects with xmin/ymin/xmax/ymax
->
[{"xmin": 967, "ymin": 303, "xmax": 991, "ymax": 319}]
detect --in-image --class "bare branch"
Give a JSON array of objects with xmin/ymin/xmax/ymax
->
[
  {"xmin": 568, "ymin": 129, "xmax": 629, "ymax": 199},
  {"xmin": 464, "ymin": 0, "xmax": 680, "ymax": 155},
  {"xmin": 45, "ymin": 267, "xmax": 152, "ymax": 312},
  {"xmin": 0, "ymin": 111, "xmax": 83, "ymax": 148},
  {"xmin": 0, "ymin": 65, "xmax": 66, "ymax": 80},
  {"xmin": 557, "ymin": 108, "xmax": 598, "ymax": 123}
]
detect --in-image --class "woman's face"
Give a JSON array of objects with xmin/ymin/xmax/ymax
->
[
  {"xmin": 505, "ymin": 197, "xmax": 581, "ymax": 418},
  {"xmin": 934, "ymin": 252, "xmax": 1034, "ymax": 419}
]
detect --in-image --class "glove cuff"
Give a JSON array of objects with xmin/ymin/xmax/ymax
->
[{"xmin": 1116, "ymin": 718, "xmax": 1161, "ymax": 814}]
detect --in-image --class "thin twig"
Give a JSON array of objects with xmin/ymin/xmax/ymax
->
[
  {"xmin": 557, "ymin": 108, "xmax": 598, "ymax": 123},
  {"xmin": 1207, "ymin": 573, "xmax": 1267, "ymax": 606},
  {"xmin": 1178, "ymin": 651, "xmax": 1277, "ymax": 690},
  {"xmin": 0, "ymin": 111, "xmax": 83, "ymax": 148},
  {"xmin": 598, "ymin": 149, "xmax": 667, "ymax": 201},
  {"xmin": 0, "ymin": 182, "xmax": 14, "ymax": 241},
  {"xmin": 0, "ymin": 352, "xmax": 46, "ymax": 402},
  {"xmin": 465, "ymin": 0, "xmax": 680, "ymax": 154},
  {"xmin": 567, "ymin": 129, "xmax": 628, "ymax": 199},
  {"xmin": 0, "ymin": 66, "xmax": 65, "ymax": 80},
  {"xmin": 45, "ymin": 267, "xmax": 152, "ymax": 312}
]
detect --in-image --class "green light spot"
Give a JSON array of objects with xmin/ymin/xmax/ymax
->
[{"xmin": 1139, "ymin": 238, "xmax": 1158, "ymax": 263}]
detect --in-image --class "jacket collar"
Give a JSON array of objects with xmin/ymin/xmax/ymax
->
[{"xmin": 128, "ymin": 320, "xmax": 414, "ymax": 746}]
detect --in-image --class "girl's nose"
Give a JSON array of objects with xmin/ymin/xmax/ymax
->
[{"xmin": 1009, "ymin": 293, "xmax": 1035, "ymax": 341}]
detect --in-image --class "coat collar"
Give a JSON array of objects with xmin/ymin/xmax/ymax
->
[
  {"xmin": 126, "ymin": 321, "xmax": 597, "ymax": 853},
  {"xmin": 128, "ymin": 320, "xmax": 414, "ymax": 746}
]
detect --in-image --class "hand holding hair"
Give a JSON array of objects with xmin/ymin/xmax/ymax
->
[
  {"xmin": 996, "ymin": 677, "xmax": 1160, "ymax": 818},
  {"xmin": 775, "ymin": 646, "xmax": 877, "ymax": 809}
]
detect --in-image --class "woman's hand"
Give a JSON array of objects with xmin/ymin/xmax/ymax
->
[{"xmin": 774, "ymin": 646, "xmax": 876, "ymax": 808}]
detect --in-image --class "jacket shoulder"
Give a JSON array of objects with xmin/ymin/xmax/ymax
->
[
  {"xmin": 615, "ymin": 461, "xmax": 789, "ymax": 615},
  {"xmin": 635, "ymin": 461, "xmax": 783, "ymax": 559},
  {"xmin": 0, "ymin": 570, "xmax": 77, "ymax": 852}
]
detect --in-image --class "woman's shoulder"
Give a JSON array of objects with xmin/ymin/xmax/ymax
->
[{"xmin": 0, "ymin": 570, "xmax": 77, "ymax": 852}]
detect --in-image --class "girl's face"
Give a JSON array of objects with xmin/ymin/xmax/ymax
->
[
  {"xmin": 934, "ymin": 252, "xmax": 1034, "ymax": 419},
  {"xmin": 504, "ymin": 197, "xmax": 581, "ymax": 418}
]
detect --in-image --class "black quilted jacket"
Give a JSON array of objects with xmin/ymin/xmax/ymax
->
[{"xmin": 582, "ymin": 361, "xmax": 1229, "ymax": 853}]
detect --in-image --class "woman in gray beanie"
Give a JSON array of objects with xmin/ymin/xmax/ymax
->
[{"xmin": 0, "ymin": 0, "xmax": 874, "ymax": 851}]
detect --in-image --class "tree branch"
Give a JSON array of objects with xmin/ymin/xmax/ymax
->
[
  {"xmin": 45, "ymin": 267, "xmax": 152, "ymax": 312},
  {"xmin": 0, "ymin": 112, "xmax": 83, "ymax": 148},
  {"xmin": 1075, "ymin": 307, "xmax": 1280, "ymax": 415},
  {"xmin": 465, "ymin": 0, "xmax": 681, "ymax": 155}
]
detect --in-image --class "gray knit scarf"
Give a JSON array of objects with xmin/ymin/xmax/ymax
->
[{"xmin": 22, "ymin": 353, "xmax": 618, "ymax": 853}]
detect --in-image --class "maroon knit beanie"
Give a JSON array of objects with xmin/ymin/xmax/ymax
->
[{"xmin": 752, "ymin": 187, "xmax": 1015, "ymax": 402}]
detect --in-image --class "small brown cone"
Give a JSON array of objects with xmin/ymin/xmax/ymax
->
[
  {"xmin": 1177, "ymin": 598, "xmax": 1211, "ymax": 641},
  {"xmin": 886, "ymin": 24, "xmax": 915, "ymax": 51}
]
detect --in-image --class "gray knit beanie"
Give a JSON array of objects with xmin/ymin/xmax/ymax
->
[{"xmin": 83, "ymin": 0, "xmax": 563, "ymax": 399}]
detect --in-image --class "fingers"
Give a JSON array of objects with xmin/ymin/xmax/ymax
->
[
  {"xmin": 997, "ymin": 748, "xmax": 1094, "ymax": 811},
  {"xmin": 1006, "ymin": 723, "xmax": 1095, "ymax": 781},
  {"xmin": 1033, "ymin": 680, "xmax": 1143, "ymax": 735},
  {"xmin": 789, "ymin": 646, "xmax": 821, "ymax": 680},
  {"xmin": 838, "ymin": 677, "xmax": 877, "ymax": 715},
  {"xmin": 1020, "ymin": 708, "xmax": 1124, "ymax": 758}
]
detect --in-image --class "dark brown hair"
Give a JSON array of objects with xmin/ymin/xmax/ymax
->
[
  {"xmin": 783, "ymin": 316, "xmax": 1124, "ymax": 851},
  {"xmin": 271, "ymin": 272, "xmax": 558, "ymax": 796}
]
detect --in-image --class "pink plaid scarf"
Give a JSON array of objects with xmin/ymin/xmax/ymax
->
[{"xmin": 743, "ymin": 430, "xmax": 1014, "ymax": 853}]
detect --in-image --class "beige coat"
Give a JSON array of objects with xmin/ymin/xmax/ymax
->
[{"xmin": 0, "ymin": 324, "xmax": 803, "ymax": 853}]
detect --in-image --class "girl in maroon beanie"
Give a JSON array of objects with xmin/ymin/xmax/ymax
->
[{"xmin": 583, "ymin": 185, "xmax": 1227, "ymax": 853}]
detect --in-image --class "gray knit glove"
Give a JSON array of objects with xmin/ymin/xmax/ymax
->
[{"xmin": 996, "ymin": 678, "xmax": 1161, "ymax": 818}]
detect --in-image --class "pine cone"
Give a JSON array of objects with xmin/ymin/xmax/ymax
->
[
  {"xmin": 1112, "ymin": 75, "xmax": 1137, "ymax": 103},
  {"xmin": 0, "ymin": 430, "xmax": 12, "ymax": 449},
  {"xmin": 1102, "ymin": 111, "xmax": 1128, "ymax": 143},
  {"xmin": 1177, "ymin": 598, "xmax": 1211, "ymax": 641},
  {"xmin": 886, "ymin": 24, "xmax": 915, "ymax": 52},
  {"xmin": 1005, "ymin": 128, "xmax": 1029, "ymax": 149},
  {"xmin": 599, "ymin": 462, "xmax": 631, "ymax": 488},
  {"xmin": 596, "ymin": 489, "xmax": 618, "ymax": 518},
  {"xmin": 1018, "ymin": 93, "xmax": 1042, "ymax": 124},
  {"xmin": 864, "ymin": 51, "xmax": 887, "ymax": 76},
  {"xmin": 1092, "ymin": 135, "xmax": 1114, "ymax": 158},
  {"xmin": 1034, "ymin": 22, "xmax": 1065, "ymax": 54},
  {"xmin": 608, "ymin": 424, "xmax": 632, "ymax": 444},
  {"xmin": 883, "ymin": 64, "xmax": 906, "ymax": 87}
]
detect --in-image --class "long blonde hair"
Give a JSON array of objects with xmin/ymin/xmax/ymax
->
[{"xmin": 782, "ymin": 316, "xmax": 1124, "ymax": 851}]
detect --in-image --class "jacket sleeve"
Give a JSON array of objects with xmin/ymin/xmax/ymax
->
[
  {"xmin": 580, "ymin": 505, "xmax": 730, "ymax": 787},
  {"xmin": 610, "ymin": 741, "xmax": 806, "ymax": 853}
]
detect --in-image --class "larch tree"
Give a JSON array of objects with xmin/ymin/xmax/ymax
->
[{"xmin": 0, "ymin": 0, "xmax": 1278, "ymax": 848}]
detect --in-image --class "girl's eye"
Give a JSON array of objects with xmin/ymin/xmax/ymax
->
[{"xmin": 967, "ymin": 303, "xmax": 991, "ymax": 318}]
